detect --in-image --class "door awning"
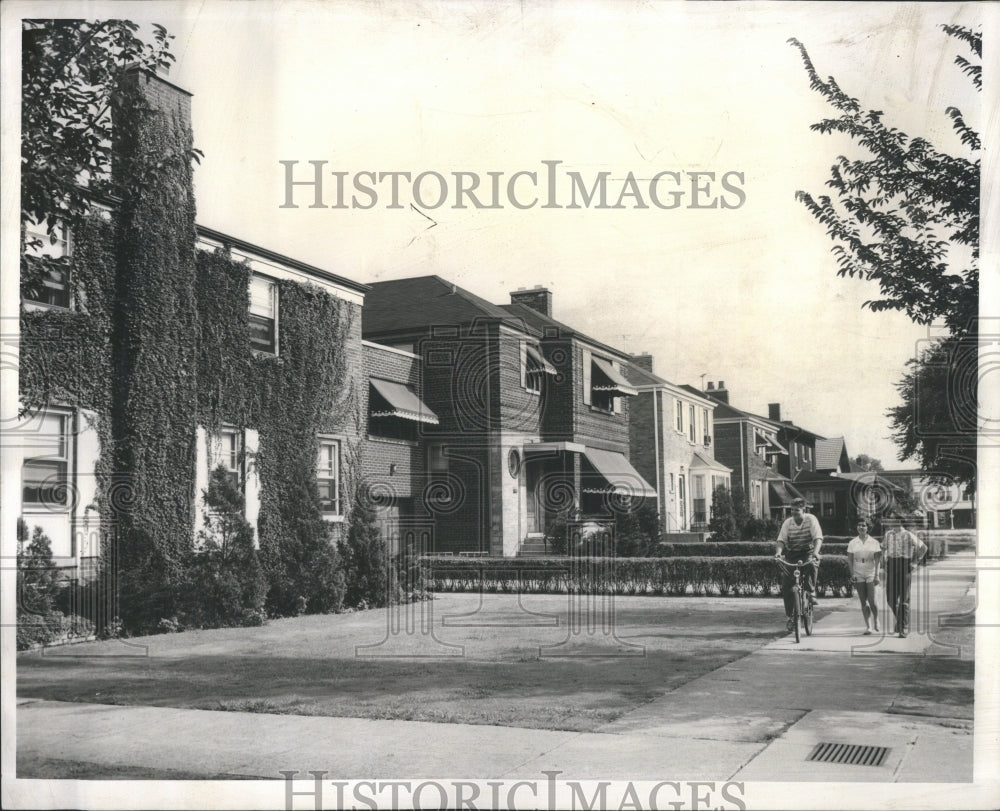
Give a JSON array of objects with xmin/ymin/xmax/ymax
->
[
  {"xmin": 689, "ymin": 449, "xmax": 731, "ymax": 473},
  {"xmin": 591, "ymin": 357, "xmax": 638, "ymax": 397},
  {"xmin": 369, "ymin": 379, "xmax": 439, "ymax": 424},
  {"xmin": 525, "ymin": 344, "xmax": 558, "ymax": 376},
  {"xmin": 582, "ymin": 447, "xmax": 656, "ymax": 498}
]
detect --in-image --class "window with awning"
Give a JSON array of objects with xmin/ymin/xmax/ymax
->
[
  {"xmin": 589, "ymin": 355, "xmax": 637, "ymax": 412},
  {"xmin": 581, "ymin": 447, "xmax": 656, "ymax": 498},
  {"xmin": 369, "ymin": 379, "xmax": 439, "ymax": 441},
  {"xmin": 522, "ymin": 342, "xmax": 557, "ymax": 394}
]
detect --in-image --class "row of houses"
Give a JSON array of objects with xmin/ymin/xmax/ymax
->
[{"xmin": 16, "ymin": 69, "xmax": 966, "ymax": 576}]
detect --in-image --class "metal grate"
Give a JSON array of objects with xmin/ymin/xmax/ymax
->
[{"xmin": 807, "ymin": 742, "xmax": 890, "ymax": 767}]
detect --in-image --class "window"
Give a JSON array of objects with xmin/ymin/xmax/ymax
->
[
  {"xmin": 587, "ymin": 353, "xmax": 635, "ymax": 412},
  {"xmin": 249, "ymin": 274, "xmax": 278, "ymax": 354},
  {"xmin": 688, "ymin": 405, "xmax": 696, "ymax": 442},
  {"xmin": 702, "ymin": 408, "xmax": 710, "ymax": 444},
  {"xmin": 692, "ymin": 475, "xmax": 707, "ymax": 525},
  {"xmin": 317, "ymin": 439, "xmax": 341, "ymax": 515},
  {"xmin": 368, "ymin": 379, "xmax": 438, "ymax": 442},
  {"xmin": 23, "ymin": 220, "xmax": 71, "ymax": 308},
  {"xmin": 213, "ymin": 428, "xmax": 244, "ymax": 491},
  {"xmin": 669, "ymin": 472, "xmax": 675, "ymax": 493},
  {"xmin": 22, "ymin": 411, "xmax": 71, "ymax": 509},
  {"xmin": 676, "ymin": 400, "xmax": 683, "ymax": 433},
  {"xmin": 521, "ymin": 342, "xmax": 553, "ymax": 395}
]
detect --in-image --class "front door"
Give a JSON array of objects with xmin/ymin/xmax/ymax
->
[{"xmin": 526, "ymin": 459, "xmax": 544, "ymax": 534}]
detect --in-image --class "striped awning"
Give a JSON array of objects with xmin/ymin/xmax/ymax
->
[
  {"xmin": 525, "ymin": 344, "xmax": 557, "ymax": 376},
  {"xmin": 591, "ymin": 357, "xmax": 638, "ymax": 396},
  {"xmin": 582, "ymin": 447, "xmax": 656, "ymax": 498},
  {"xmin": 369, "ymin": 379, "xmax": 439, "ymax": 424}
]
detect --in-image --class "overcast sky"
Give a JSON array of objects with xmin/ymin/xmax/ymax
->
[{"xmin": 5, "ymin": 1, "xmax": 989, "ymax": 466}]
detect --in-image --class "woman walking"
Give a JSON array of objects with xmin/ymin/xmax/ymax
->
[{"xmin": 847, "ymin": 518, "xmax": 882, "ymax": 634}]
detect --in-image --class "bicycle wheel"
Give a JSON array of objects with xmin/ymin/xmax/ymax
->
[
  {"xmin": 793, "ymin": 589, "xmax": 801, "ymax": 643},
  {"xmin": 803, "ymin": 598, "xmax": 814, "ymax": 636}
]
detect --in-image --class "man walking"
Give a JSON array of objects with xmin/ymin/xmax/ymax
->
[
  {"xmin": 775, "ymin": 497, "xmax": 823, "ymax": 633},
  {"xmin": 882, "ymin": 518, "xmax": 927, "ymax": 638}
]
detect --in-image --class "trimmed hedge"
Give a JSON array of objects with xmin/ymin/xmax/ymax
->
[
  {"xmin": 420, "ymin": 555, "xmax": 853, "ymax": 598},
  {"xmin": 653, "ymin": 542, "xmax": 849, "ymax": 557}
]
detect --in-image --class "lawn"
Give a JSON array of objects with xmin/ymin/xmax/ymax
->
[{"xmin": 18, "ymin": 592, "xmax": 839, "ymax": 732}]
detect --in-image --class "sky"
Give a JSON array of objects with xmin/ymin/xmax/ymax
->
[{"xmin": 2, "ymin": 1, "xmax": 989, "ymax": 466}]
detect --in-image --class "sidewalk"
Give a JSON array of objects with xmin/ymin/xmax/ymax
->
[{"xmin": 15, "ymin": 553, "xmax": 976, "ymax": 782}]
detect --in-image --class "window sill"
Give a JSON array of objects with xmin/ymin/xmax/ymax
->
[
  {"xmin": 251, "ymin": 349, "xmax": 283, "ymax": 362},
  {"xmin": 22, "ymin": 299, "xmax": 72, "ymax": 314},
  {"xmin": 323, "ymin": 513, "xmax": 346, "ymax": 523}
]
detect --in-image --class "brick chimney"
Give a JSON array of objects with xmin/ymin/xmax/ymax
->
[
  {"xmin": 510, "ymin": 286, "xmax": 552, "ymax": 317},
  {"xmin": 706, "ymin": 380, "xmax": 729, "ymax": 405},
  {"xmin": 631, "ymin": 353, "xmax": 654, "ymax": 372},
  {"xmin": 768, "ymin": 403, "xmax": 781, "ymax": 422}
]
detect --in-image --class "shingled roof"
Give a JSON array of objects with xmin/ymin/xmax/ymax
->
[
  {"xmin": 815, "ymin": 437, "xmax": 851, "ymax": 472},
  {"xmin": 362, "ymin": 276, "xmax": 523, "ymax": 337}
]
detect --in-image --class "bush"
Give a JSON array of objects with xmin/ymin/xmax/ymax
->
[
  {"xmin": 420, "ymin": 554, "xmax": 853, "ymax": 598},
  {"xmin": 651, "ymin": 541, "xmax": 849, "ymax": 557},
  {"xmin": 176, "ymin": 466, "xmax": 268, "ymax": 629},
  {"xmin": 339, "ymin": 493, "xmax": 391, "ymax": 609},
  {"xmin": 16, "ymin": 523, "xmax": 94, "ymax": 650},
  {"xmin": 741, "ymin": 516, "xmax": 780, "ymax": 542}
]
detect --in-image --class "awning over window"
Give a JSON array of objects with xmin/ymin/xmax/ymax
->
[
  {"xmin": 582, "ymin": 447, "xmax": 656, "ymax": 498},
  {"xmin": 525, "ymin": 344, "xmax": 558, "ymax": 376},
  {"xmin": 768, "ymin": 480, "xmax": 804, "ymax": 506},
  {"xmin": 591, "ymin": 357, "xmax": 638, "ymax": 396},
  {"xmin": 369, "ymin": 379, "xmax": 439, "ymax": 424}
]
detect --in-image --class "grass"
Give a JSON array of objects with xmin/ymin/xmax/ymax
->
[{"xmin": 18, "ymin": 592, "xmax": 835, "ymax": 732}]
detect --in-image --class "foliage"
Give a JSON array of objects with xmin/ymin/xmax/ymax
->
[
  {"xmin": 178, "ymin": 466, "xmax": 268, "ymax": 629},
  {"xmin": 791, "ymin": 26, "xmax": 980, "ymax": 494},
  {"xmin": 21, "ymin": 20, "xmax": 183, "ymax": 241},
  {"xmin": 789, "ymin": 26, "xmax": 979, "ymax": 336},
  {"xmin": 423, "ymin": 555, "xmax": 853, "ymax": 598},
  {"xmin": 16, "ymin": 525, "xmax": 94, "ymax": 650},
  {"xmin": 741, "ymin": 516, "xmax": 780, "ymax": 542},
  {"xmin": 339, "ymin": 491, "xmax": 391, "ymax": 609},
  {"xmin": 852, "ymin": 454, "xmax": 884, "ymax": 472},
  {"xmin": 708, "ymin": 485, "xmax": 739, "ymax": 541},
  {"xmin": 613, "ymin": 501, "xmax": 662, "ymax": 556},
  {"xmin": 888, "ymin": 337, "xmax": 978, "ymax": 491},
  {"xmin": 649, "ymin": 541, "xmax": 849, "ymax": 558}
]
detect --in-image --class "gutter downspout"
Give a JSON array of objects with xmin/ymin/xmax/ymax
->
[{"xmin": 652, "ymin": 388, "xmax": 662, "ymax": 534}]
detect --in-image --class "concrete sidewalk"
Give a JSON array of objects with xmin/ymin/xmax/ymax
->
[{"xmin": 15, "ymin": 553, "xmax": 976, "ymax": 782}]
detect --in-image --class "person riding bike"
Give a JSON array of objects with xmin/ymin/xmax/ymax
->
[{"xmin": 775, "ymin": 497, "xmax": 823, "ymax": 633}]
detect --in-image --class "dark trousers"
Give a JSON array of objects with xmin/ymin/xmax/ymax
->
[
  {"xmin": 781, "ymin": 549, "xmax": 818, "ymax": 618},
  {"xmin": 885, "ymin": 556, "xmax": 913, "ymax": 631}
]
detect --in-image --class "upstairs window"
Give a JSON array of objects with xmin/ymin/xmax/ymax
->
[
  {"xmin": 21, "ymin": 411, "xmax": 71, "ymax": 510},
  {"xmin": 249, "ymin": 274, "xmax": 278, "ymax": 354},
  {"xmin": 317, "ymin": 438, "xmax": 341, "ymax": 516},
  {"xmin": 702, "ymin": 408, "xmax": 710, "ymax": 445},
  {"xmin": 368, "ymin": 379, "xmax": 439, "ymax": 442},
  {"xmin": 676, "ymin": 399, "xmax": 684, "ymax": 433},
  {"xmin": 587, "ymin": 354, "xmax": 636, "ymax": 412},
  {"xmin": 521, "ymin": 343, "xmax": 556, "ymax": 395},
  {"xmin": 688, "ymin": 405, "xmax": 696, "ymax": 442},
  {"xmin": 23, "ymin": 220, "xmax": 71, "ymax": 309}
]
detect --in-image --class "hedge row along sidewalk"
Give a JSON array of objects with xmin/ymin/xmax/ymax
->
[{"xmin": 421, "ymin": 555, "xmax": 853, "ymax": 597}]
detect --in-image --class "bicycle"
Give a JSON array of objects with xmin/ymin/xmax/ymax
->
[{"xmin": 776, "ymin": 556, "xmax": 817, "ymax": 642}]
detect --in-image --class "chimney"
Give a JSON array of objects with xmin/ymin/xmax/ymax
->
[
  {"xmin": 707, "ymin": 381, "xmax": 715, "ymax": 391},
  {"xmin": 707, "ymin": 380, "xmax": 729, "ymax": 405},
  {"xmin": 631, "ymin": 353, "xmax": 654, "ymax": 372},
  {"xmin": 510, "ymin": 285, "xmax": 552, "ymax": 317},
  {"xmin": 768, "ymin": 403, "xmax": 781, "ymax": 422}
]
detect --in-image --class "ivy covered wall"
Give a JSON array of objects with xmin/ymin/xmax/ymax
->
[{"xmin": 20, "ymin": 68, "xmax": 364, "ymax": 630}]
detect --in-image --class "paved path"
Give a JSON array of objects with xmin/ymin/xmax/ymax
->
[{"xmin": 15, "ymin": 554, "xmax": 976, "ymax": 782}]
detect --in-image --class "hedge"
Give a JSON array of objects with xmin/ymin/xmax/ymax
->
[
  {"xmin": 652, "ymin": 542, "xmax": 849, "ymax": 558},
  {"xmin": 420, "ymin": 555, "xmax": 853, "ymax": 597}
]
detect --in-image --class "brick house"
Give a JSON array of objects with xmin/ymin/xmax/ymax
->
[
  {"xmin": 16, "ymin": 68, "xmax": 422, "ymax": 578},
  {"xmin": 624, "ymin": 360, "xmax": 730, "ymax": 533},
  {"xmin": 361, "ymin": 278, "xmax": 655, "ymax": 556},
  {"xmin": 702, "ymin": 382, "xmax": 799, "ymax": 519}
]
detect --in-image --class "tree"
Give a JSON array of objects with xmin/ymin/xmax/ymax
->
[
  {"xmin": 708, "ymin": 485, "xmax": 739, "ymax": 541},
  {"xmin": 888, "ymin": 337, "xmax": 978, "ymax": 491},
  {"xmin": 852, "ymin": 454, "xmax": 884, "ymax": 472},
  {"xmin": 789, "ymin": 26, "xmax": 979, "ymax": 338},
  {"xmin": 791, "ymin": 26, "xmax": 980, "ymax": 492},
  {"xmin": 21, "ymin": 20, "xmax": 178, "ymax": 238}
]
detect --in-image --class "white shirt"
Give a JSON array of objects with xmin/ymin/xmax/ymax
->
[{"xmin": 847, "ymin": 535, "xmax": 882, "ymax": 581}]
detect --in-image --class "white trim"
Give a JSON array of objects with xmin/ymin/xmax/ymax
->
[
  {"xmin": 196, "ymin": 235, "xmax": 365, "ymax": 306},
  {"xmin": 362, "ymin": 339, "xmax": 420, "ymax": 359}
]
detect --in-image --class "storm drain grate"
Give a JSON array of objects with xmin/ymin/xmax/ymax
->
[{"xmin": 807, "ymin": 743, "xmax": 890, "ymax": 767}]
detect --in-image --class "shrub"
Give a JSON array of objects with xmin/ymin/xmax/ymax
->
[
  {"xmin": 651, "ymin": 542, "xmax": 849, "ymax": 557},
  {"xmin": 420, "ymin": 554, "xmax": 853, "ymax": 598},
  {"xmin": 177, "ymin": 466, "xmax": 268, "ymax": 629},
  {"xmin": 741, "ymin": 516, "xmax": 780, "ymax": 542},
  {"xmin": 339, "ymin": 492, "xmax": 392, "ymax": 609}
]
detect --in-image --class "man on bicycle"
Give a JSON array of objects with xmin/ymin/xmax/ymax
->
[{"xmin": 775, "ymin": 497, "xmax": 823, "ymax": 633}]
